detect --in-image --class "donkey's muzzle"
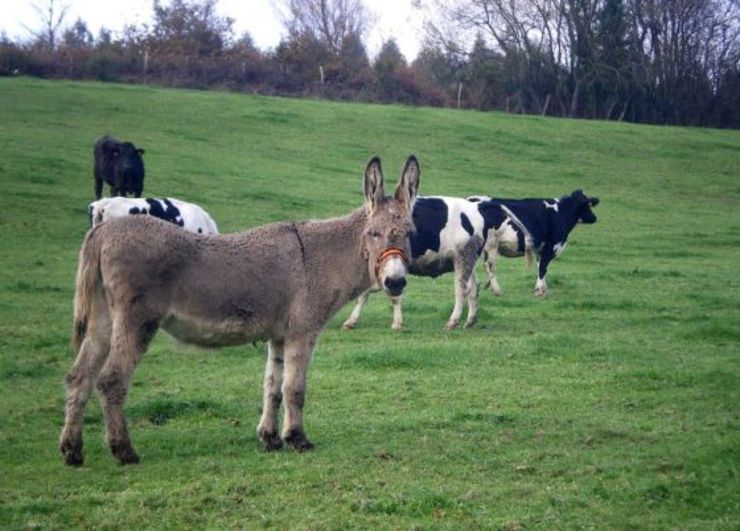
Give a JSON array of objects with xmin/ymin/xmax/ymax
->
[{"xmin": 384, "ymin": 276, "xmax": 407, "ymax": 296}]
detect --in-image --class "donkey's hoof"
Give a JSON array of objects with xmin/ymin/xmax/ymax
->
[
  {"xmin": 258, "ymin": 429, "xmax": 284, "ymax": 451},
  {"xmin": 284, "ymin": 429, "xmax": 315, "ymax": 452},
  {"xmin": 446, "ymin": 320, "xmax": 459, "ymax": 330},
  {"xmin": 464, "ymin": 317, "xmax": 477, "ymax": 329},
  {"xmin": 111, "ymin": 442, "xmax": 140, "ymax": 465},
  {"xmin": 60, "ymin": 439, "xmax": 84, "ymax": 467}
]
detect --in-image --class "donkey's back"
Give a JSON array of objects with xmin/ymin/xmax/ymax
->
[{"xmin": 78, "ymin": 216, "xmax": 304, "ymax": 348}]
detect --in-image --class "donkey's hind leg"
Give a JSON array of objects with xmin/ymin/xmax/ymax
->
[
  {"xmin": 282, "ymin": 334, "xmax": 317, "ymax": 452},
  {"xmin": 96, "ymin": 312, "xmax": 159, "ymax": 464},
  {"xmin": 257, "ymin": 339, "xmax": 285, "ymax": 451},
  {"xmin": 59, "ymin": 300, "xmax": 111, "ymax": 466}
]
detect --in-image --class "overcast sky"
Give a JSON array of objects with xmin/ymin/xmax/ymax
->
[{"xmin": 1, "ymin": 0, "xmax": 425, "ymax": 60}]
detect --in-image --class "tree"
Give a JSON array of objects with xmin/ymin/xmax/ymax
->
[
  {"xmin": 278, "ymin": 0, "xmax": 373, "ymax": 55},
  {"xmin": 26, "ymin": 0, "xmax": 69, "ymax": 51}
]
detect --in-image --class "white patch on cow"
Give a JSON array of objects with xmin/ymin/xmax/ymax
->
[
  {"xmin": 493, "ymin": 219, "xmax": 522, "ymax": 257},
  {"xmin": 535, "ymin": 276, "xmax": 547, "ymax": 295},
  {"xmin": 88, "ymin": 196, "xmax": 219, "ymax": 234},
  {"xmin": 544, "ymin": 200, "xmax": 559, "ymax": 212},
  {"xmin": 553, "ymin": 241, "xmax": 567, "ymax": 257}
]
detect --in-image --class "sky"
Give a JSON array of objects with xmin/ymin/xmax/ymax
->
[{"xmin": 0, "ymin": 0, "xmax": 425, "ymax": 60}]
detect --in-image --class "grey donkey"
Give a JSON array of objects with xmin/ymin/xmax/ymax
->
[{"xmin": 60, "ymin": 155, "xmax": 420, "ymax": 466}]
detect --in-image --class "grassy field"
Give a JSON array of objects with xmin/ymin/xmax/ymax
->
[{"xmin": 0, "ymin": 76, "xmax": 738, "ymax": 529}]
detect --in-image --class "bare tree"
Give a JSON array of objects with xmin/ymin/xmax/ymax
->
[
  {"xmin": 25, "ymin": 0, "xmax": 69, "ymax": 51},
  {"xmin": 277, "ymin": 0, "xmax": 374, "ymax": 54}
]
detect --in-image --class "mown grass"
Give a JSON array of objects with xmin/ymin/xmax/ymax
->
[{"xmin": 0, "ymin": 77, "xmax": 738, "ymax": 529}]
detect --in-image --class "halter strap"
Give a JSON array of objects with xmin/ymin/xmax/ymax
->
[{"xmin": 374, "ymin": 247, "xmax": 409, "ymax": 280}]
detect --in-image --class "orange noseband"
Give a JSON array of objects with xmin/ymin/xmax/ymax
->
[{"xmin": 375, "ymin": 247, "xmax": 409, "ymax": 280}]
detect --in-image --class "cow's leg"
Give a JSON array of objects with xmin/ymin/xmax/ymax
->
[
  {"xmin": 342, "ymin": 290, "xmax": 369, "ymax": 330},
  {"xmin": 447, "ymin": 241, "xmax": 478, "ymax": 329},
  {"xmin": 464, "ymin": 270, "xmax": 479, "ymax": 328},
  {"xmin": 94, "ymin": 176, "xmax": 103, "ymax": 200},
  {"xmin": 281, "ymin": 334, "xmax": 317, "ymax": 452},
  {"xmin": 96, "ymin": 312, "xmax": 158, "ymax": 464},
  {"xmin": 535, "ymin": 247, "xmax": 554, "ymax": 296},
  {"xmin": 59, "ymin": 298, "xmax": 111, "ymax": 466},
  {"xmin": 257, "ymin": 339, "xmax": 285, "ymax": 451},
  {"xmin": 484, "ymin": 249, "xmax": 503, "ymax": 296},
  {"xmin": 390, "ymin": 295, "xmax": 403, "ymax": 330}
]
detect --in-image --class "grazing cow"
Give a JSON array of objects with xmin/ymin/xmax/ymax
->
[
  {"xmin": 59, "ymin": 156, "xmax": 420, "ymax": 466},
  {"xmin": 343, "ymin": 196, "xmax": 515, "ymax": 330},
  {"xmin": 93, "ymin": 136, "xmax": 146, "ymax": 199},
  {"xmin": 468, "ymin": 190, "xmax": 600, "ymax": 296},
  {"xmin": 89, "ymin": 197, "xmax": 219, "ymax": 235}
]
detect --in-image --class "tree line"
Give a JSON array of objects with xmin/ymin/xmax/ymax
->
[{"xmin": 1, "ymin": 0, "xmax": 738, "ymax": 128}]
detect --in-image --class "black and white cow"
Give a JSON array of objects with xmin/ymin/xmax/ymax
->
[
  {"xmin": 468, "ymin": 190, "xmax": 599, "ymax": 296},
  {"xmin": 343, "ymin": 196, "xmax": 513, "ymax": 330},
  {"xmin": 89, "ymin": 197, "xmax": 219, "ymax": 235}
]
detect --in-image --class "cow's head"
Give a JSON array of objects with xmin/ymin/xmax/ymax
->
[
  {"xmin": 362, "ymin": 156, "xmax": 420, "ymax": 297},
  {"xmin": 571, "ymin": 190, "xmax": 599, "ymax": 224}
]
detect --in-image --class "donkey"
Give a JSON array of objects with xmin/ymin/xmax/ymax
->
[{"xmin": 59, "ymin": 156, "xmax": 420, "ymax": 466}]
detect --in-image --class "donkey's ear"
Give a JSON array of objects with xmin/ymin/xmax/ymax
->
[
  {"xmin": 395, "ymin": 155, "xmax": 420, "ymax": 208},
  {"xmin": 364, "ymin": 156, "xmax": 385, "ymax": 210}
]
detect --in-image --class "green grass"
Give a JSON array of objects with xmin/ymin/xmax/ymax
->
[{"xmin": 1, "ymin": 77, "xmax": 738, "ymax": 529}]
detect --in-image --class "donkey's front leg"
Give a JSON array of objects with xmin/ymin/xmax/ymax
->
[
  {"xmin": 447, "ymin": 241, "xmax": 479, "ymax": 329},
  {"xmin": 390, "ymin": 295, "xmax": 403, "ymax": 330},
  {"xmin": 281, "ymin": 335, "xmax": 317, "ymax": 452},
  {"xmin": 342, "ymin": 291, "xmax": 369, "ymax": 330},
  {"xmin": 257, "ymin": 339, "xmax": 285, "ymax": 451}
]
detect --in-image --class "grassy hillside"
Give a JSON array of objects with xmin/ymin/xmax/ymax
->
[{"xmin": 0, "ymin": 77, "xmax": 738, "ymax": 529}]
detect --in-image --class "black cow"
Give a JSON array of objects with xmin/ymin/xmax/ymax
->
[
  {"xmin": 93, "ymin": 136, "xmax": 146, "ymax": 199},
  {"xmin": 469, "ymin": 190, "xmax": 599, "ymax": 296}
]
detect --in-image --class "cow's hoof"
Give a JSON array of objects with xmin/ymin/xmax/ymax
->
[
  {"xmin": 464, "ymin": 317, "xmax": 477, "ymax": 329},
  {"xmin": 111, "ymin": 441, "xmax": 140, "ymax": 465},
  {"xmin": 284, "ymin": 429, "xmax": 315, "ymax": 452},
  {"xmin": 446, "ymin": 320, "xmax": 459, "ymax": 330},
  {"xmin": 534, "ymin": 289, "xmax": 547, "ymax": 297},
  {"xmin": 341, "ymin": 322, "xmax": 356, "ymax": 330},
  {"xmin": 391, "ymin": 322, "xmax": 403, "ymax": 331},
  {"xmin": 258, "ymin": 428, "xmax": 284, "ymax": 451},
  {"xmin": 60, "ymin": 438, "xmax": 84, "ymax": 467}
]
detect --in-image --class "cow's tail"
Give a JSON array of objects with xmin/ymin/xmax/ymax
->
[
  {"xmin": 500, "ymin": 205, "xmax": 535, "ymax": 268},
  {"xmin": 71, "ymin": 228, "xmax": 103, "ymax": 352}
]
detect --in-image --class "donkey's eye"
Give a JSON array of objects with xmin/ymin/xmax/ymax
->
[{"xmin": 370, "ymin": 231, "xmax": 382, "ymax": 239}]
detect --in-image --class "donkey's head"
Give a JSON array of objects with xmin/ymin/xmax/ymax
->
[{"xmin": 362, "ymin": 155, "xmax": 420, "ymax": 297}]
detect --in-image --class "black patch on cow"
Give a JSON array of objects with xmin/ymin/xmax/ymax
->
[
  {"xmin": 460, "ymin": 213, "xmax": 474, "ymax": 236},
  {"xmin": 476, "ymin": 201, "xmax": 507, "ymax": 244},
  {"xmin": 144, "ymin": 199, "xmax": 184, "ymax": 227},
  {"xmin": 128, "ymin": 207, "xmax": 148, "ymax": 215},
  {"xmin": 468, "ymin": 197, "xmax": 481, "ymax": 202},
  {"xmin": 197, "ymin": 228, "xmax": 203, "ymax": 234},
  {"xmin": 410, "ymin": 198, "xmax": 448, "ymax": 259},
  {"xmin": 409, "ymin": 257, "xmax": 454, "ymax": 277}
]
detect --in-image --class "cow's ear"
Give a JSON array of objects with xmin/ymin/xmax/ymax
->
[
  {"xmin": 589, "ymin": 196, "xmax": 600, "ymax": 207},
  {"xmin": 137, "ymin": 148, "xmax": 145, "ymax": 155}
]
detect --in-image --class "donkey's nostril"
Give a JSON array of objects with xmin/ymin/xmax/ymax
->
[{"xmin": 384, "ymin": 277, "xmax": 407, "ymax": 294}]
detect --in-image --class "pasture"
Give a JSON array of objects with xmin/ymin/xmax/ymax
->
[{"xmin": 1, "ymin": 77, "xmax": 738, "ymax": 528}]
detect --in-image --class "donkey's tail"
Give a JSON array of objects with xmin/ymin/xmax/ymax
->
[
  {"xmin": 71, "ymin": 228, "xmax": 103, "ymax": 352},
  {"xmin": 500, "ymin": 205, "xmax": 535, "ymax": 268}
]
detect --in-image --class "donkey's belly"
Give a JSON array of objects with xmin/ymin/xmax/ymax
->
[{"xmin": 161, "ymin": 311, "xmax": 265, "ymax": 348}]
